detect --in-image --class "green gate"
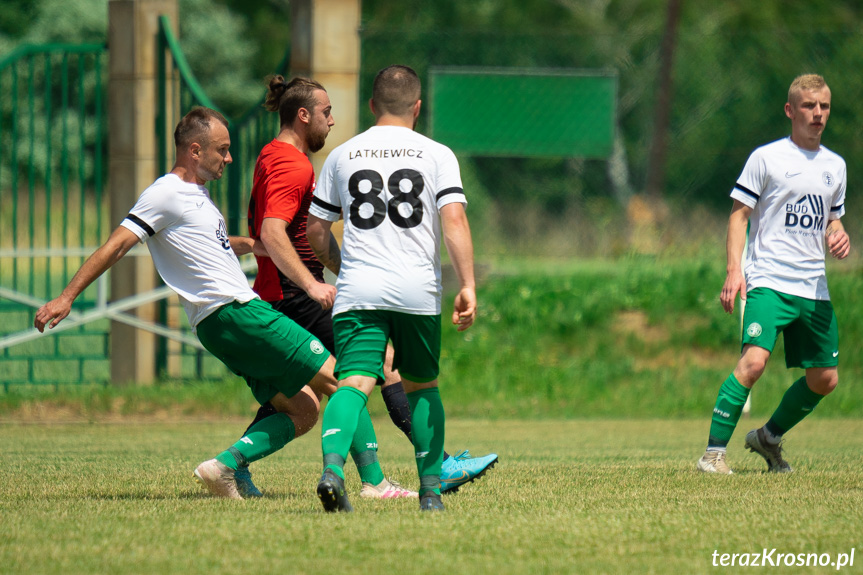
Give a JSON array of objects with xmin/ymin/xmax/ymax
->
[
  {"xmin": 0, "ymin": 22, "xmax": 291, "ymax": 387},
  {"xmin": 0, "ymin": 43, "xmax": 109, "ymax": 389}
]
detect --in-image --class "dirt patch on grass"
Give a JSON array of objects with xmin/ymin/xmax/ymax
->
[
  {"xmin": 612, "ymin": 310, "xmax": 669, "ymax": 343},
  {"xmin": 0, "ymin": 401, "xmax": 247, "ymax": 423},
  {"xmin": 633, "ymin": 347, "xmax": 737, "ymax": 371},
  {"xmin": 611, "ymin": 310, "xmax": 735, "ymax": 370}
]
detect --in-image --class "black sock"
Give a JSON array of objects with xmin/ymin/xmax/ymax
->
[
  {"xmin": 242, "ymin": 402, "xmax": 278, "ymax": 437},
  {"xmin": 381, "ymin": 381, "xmax": 413, "ymax": 442},
  {"xmin": 381, "ymin": 382, "xmax": 449, "ymax": 460}
]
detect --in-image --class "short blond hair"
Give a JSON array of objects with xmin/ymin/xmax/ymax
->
[{"xmin": 788, "ymin": 74, "xmax": 828, "ymax": 105}]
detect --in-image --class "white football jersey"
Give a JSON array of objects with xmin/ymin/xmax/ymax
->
[
  {"xmin": 731, "ymin": 137, "xmax": 846, "ymax": 300},
  {"xmin": 120, "ymin": 173, "xmax": 258, "ymax": 328},
  {"xmin": 310, "ymin": 125, "xmax": 467, "ymax": 315}
]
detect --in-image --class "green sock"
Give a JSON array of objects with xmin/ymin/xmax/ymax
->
[
  {"xmin": 407, "ymin": 387, "xmax": 446, "ymax": 496},
  {"xmin": 765, "ymin": 376, "xmax": 825, "ymax": 436},
  {"xmin": 351, "ymin": 408, "xmax": 385, "ymax": 485},
  {"xmin": 707, "ymin": 374, "xmax": 750, "ymax": 448},
  {"xmin": 320, "ymin": 386, "xmax": 368, "ymax": 481},
  {"xmin": 215, "ymin": 412, "xmax": 296, "ymax": 470}
]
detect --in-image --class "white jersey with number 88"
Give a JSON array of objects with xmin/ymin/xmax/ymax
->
[{"xmin": 310, "ymin": 125, "xmax": 467, "ymax": 316}]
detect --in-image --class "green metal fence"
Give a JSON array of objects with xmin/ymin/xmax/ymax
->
[
  {"xmin": 0, "ymin": 23, "xmax": 291, "ymax": 386},
  {"xmin": 0, "ymin": 43, "xmax": 109, "ymax": 388}
]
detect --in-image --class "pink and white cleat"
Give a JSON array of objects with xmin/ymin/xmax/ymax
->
[{"xmin": 359, "ymin": 478, "xmax": 418, "ymax": 499}]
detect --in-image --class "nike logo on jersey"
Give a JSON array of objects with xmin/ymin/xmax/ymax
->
[
  {"xmin": 833, "ymin": 351, "xmax": 839, "ymax": 357},
  {"xmin": 196, "ymin": 200, "xmax": 205, "ymax": 208},
  {"xmin": 785, "ymin": 172, "xmax": 802, "ymax": 178}
]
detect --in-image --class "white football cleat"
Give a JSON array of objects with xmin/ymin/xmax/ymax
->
[
  {"xmin": 697, "ymin": 450, "xmax": 733, "ymax": 474},
  {"xmin": 194, "ymin": 459, "xmax": 243, "ymax": 499}
]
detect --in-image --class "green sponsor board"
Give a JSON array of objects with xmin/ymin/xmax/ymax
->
[{"xmin": 429, "ymin": 67, "xmax": 616, "ymax": 158}]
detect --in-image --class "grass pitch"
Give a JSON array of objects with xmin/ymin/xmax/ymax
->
[{"xmin": 2, "ymin": 417, "xmax": 862, "ymax": 574}]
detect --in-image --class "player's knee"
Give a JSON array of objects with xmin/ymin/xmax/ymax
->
[
  {"xmin": 734, "ymin": 363, "xmax": 765, "ymax": 387},
  {"xmin": 747, "ymin": 363, "xmax": 767, "ymax": 383},
  {"xmin": 309, "ymin": 357, "xmax": 338, "ymax": 397},
  {"xmin": 808, "ymin": 371, "xmax": 838, "ymax": 396},
  {"xmin": 273, "ymin": 386, "xmax": 322, "ymax": 437},
  {"xmin": 291, "ymin": 407, "xmax": 320, "ymax": 437}
]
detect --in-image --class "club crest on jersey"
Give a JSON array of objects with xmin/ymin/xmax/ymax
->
[
  {"xmin": 310, "ymin": 340, "xmax": 325, "ymax": 354},
  {"xmin": 746, "ymin": 323, "xmax": 762, "ymax": 338},
  {"xmin": 822, "ymin": 171, "xmax": 835, "ymax": 187},
  {"xmin": 784, "ymin": 195, "xmax": 825, "ymax": 232}
]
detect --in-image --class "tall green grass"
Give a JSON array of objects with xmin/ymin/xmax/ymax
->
[
  {"xmin": 438, "ymin": 255, "xmax": 863, "ymax": 419},
  {"xmin": 3, "ymin": 256, "xmax": 862, "ymax": 421}
]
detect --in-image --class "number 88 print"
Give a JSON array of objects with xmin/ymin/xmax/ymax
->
[{"xmin": 348, "ymin": 168, "xmax": 424, "ymax": 230}]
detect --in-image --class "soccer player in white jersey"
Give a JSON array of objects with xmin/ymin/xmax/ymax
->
[
  {"xmin": 235, "ymin": 75, "xmax": 496, "ymax": 500},
  {"xmin": 697, "ymin": 74, "xmax": 851, "ymax": 475},
  {"xmin": 34, "ymin": 107, "xmax": 346, "ymax": 499},
  {"xmin": 307, "ymin": 65, "xmax": 478, "ymax": 512}
]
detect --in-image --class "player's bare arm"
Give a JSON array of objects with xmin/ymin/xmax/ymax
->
[
  {"xmin": 440, "ymin": 202, "xmax": 477, "ymax": 332},
  {"xmin": 720, "ymin": 200, "xmax": 752, "ymax": 314},
  {"xmin": 306, "ymin": 215, "xmax": 341, "ymax": 275},
  {"xmin": 322, "ymin": 233, "xmax": 342, "ymax": 275},
  {"xmin": 826, "ymin": 219, "xmax": 850, "ymax": 259},
  {"xmin": 260, "ymin": 216, "xmax": 336, "ymax": 309},
  {"xmin": 34, "ymin": 226, "xmax": 140, "ymax": 332},
  {"xmin": 228, "ymin": 235, "xmax": 269, "ymax": 257}
]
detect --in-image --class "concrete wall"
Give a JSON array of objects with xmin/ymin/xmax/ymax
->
[
  {"xmin": 107, "ymin": 0, "xmax": 178, "ymax": 384},
  {"xmin": 292, "ymin": 0, "xmax": 362, "ymax": 176}
]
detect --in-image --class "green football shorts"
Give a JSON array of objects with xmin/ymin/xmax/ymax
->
[
  {"xmin": 332, "ymin": 310, "xmax": 441, "ymax": 383},
  {"xmin": 741, "ymin": 287, "xmax": 839, "ymax": 369},
  {"xmin": 196, "ymin": 298, "xmax": 330, "ymax": 404}
]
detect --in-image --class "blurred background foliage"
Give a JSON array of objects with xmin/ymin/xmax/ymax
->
[
  {"xmin": 3, "ymin": 0, "xmax": 863, "ymax": 255},
  {"xmin": 4, "ymin": 1, "xmax": 863, "ymax": 389}
]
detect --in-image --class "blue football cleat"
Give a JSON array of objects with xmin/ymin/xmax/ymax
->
[
  {"xmin": 234, "ymin": 465, "xmax": 263, "ymax": 498},
  {"xmin": 439, "ymin": 450, "xmax": 498, "ymax": 494}
]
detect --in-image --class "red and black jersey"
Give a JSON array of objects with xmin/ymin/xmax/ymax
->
[{"xmin": 247, "ymin": 139, "xmax": 325, "ymax": 301}]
